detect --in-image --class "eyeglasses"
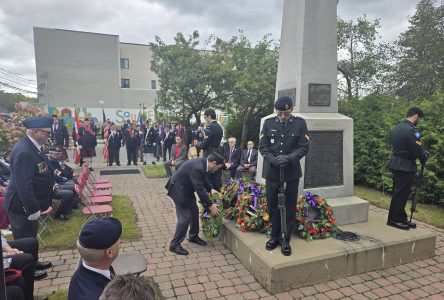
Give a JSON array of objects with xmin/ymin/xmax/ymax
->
[{"xmin": 38, "ymin": 129, "xmax": 51, "ymax": 135}]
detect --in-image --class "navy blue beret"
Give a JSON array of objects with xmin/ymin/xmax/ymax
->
[
  {"xmin": 22, "ymin": 116, "xmax": 52, "ymax": 129},
  {"xmin": 274, "ymin": 96, "xmax": 293, "ymax": 111},
  {"xmin": 79, "ymin": 217, "xmax": 122, "ymax": 249}
]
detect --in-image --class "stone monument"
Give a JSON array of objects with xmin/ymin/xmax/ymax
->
[{"xmin": 256, "ymin": 0, "xmax": 368, "ymax": 225}]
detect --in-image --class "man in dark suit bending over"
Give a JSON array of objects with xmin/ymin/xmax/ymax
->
[{"xmin": 165, "ymin": 151, "xmax": 225, "ymax": 255}]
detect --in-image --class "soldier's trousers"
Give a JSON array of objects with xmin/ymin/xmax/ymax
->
[
  {"xmin": 266, "ymin": 179, "xmax": 299, "ymax": 241},
  {"xmin": 170, "ymin": 199, "xmax": 199, "ymax": 247},
  {"xmin": 388, "ymin": 170, "xmax": 415, "ymax": 222},
  {"xmin": 126, "ymin": 147, "xmax": 138, "ymax": 165},
  {"xmin": 108, "ymin": 147, "xmax": 120, "ymax": 165}
]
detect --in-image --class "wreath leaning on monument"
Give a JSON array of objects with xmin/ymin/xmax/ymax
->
[{"xmin": 296, "ymin": 192, "xmax": 337, "ymax": 241}]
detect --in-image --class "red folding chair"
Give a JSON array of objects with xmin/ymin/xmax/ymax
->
[
  {"xmin": 82, "ymin": 163, "xmax": 111, "ymax": 184},
  {"xmin": 75, "ymin": 184, "xmax": 113, "ymax": 222}
]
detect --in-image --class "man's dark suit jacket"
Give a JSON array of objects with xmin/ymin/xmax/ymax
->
[
  {"xmin": 163, "ymin": 131, "xmax": 175, "ymax": 148},
  {"xmin": 3, "ymin": 136, "xmax": 54, "ymax": 216},
  {"xmin": 68, "ymin": 264, "xmax": 111, "ymax": 300},
  {"xmin": 51, "ymin": 124, "xmax": 69, "ymax": 147},
  {"xmin": 165, "ymin": 158, "xmax": 212, "ymax": 208},
  {"xmin": 224, "ymin": 147, "xmax": 241, "ymax": 169},
  {"xmin": 240, "ymin": 149, "xmax": 258, "ymax": 167},
  {"xmin": 107, "ymin": 130, "xmax": 122, "ymax": 149}
]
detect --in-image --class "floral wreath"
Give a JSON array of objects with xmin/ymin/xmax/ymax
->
[
  {"xmin": 296, "ymin": 192, "xmax": 337, "ymax": 241},
  {"xmin": 200, "ymin": 193, "xmax": 224, "ymax": 242}
]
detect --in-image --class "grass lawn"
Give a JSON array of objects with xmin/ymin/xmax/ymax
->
[
  {"xmin": 354, "ymin": 185, "xmax": 444, "ymax": 229},
  {"xmin": 47, "ymin": 289, "xmax": 68, "ymax": 300},
  {"xmin": 143, "ymin": 164, "xmax": 167, "ymax": 178},
  {"xmin": 39, "ymin": 195, "xmax": 140, "ymax": 251}
]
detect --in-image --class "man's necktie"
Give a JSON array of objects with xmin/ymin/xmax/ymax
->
[
  {"xmin": 247, "ymin": 150, "xmax": 251, "ymax": 163},
  {"xmin": 229, "ymin": 149, "xmax": 233, "ymax": 162}
]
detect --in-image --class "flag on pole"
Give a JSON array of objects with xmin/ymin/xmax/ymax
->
[
  {"xmin": 102, "ymin": 106, "xmax": 106, "ymax": 123},
  {"xmin": 74, "ymin": 108, "xmax": 81, "ymax": 165}
]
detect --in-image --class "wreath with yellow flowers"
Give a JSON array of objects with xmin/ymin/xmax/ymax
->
[{"xmin": 296, "ymin": 192, "xmax": 337, "ymax": 241}]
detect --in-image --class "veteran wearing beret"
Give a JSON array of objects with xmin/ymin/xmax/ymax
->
[
  {"xmin": 259, "ymin": 96, "xmax": 309, "ymax": 256},
  {"xmin": 68, "ymin": 217, "xmax": 122, "ymax": 300}
]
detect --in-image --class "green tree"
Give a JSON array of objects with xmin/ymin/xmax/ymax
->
[
  {"xmin": 0, "ymin": 91, "xmax": 38, "ymax": 113},
  {"xmin": 337, "ymin": 16, "xmax": 391, "ymax": 101},
  {"xmin": 393, "ymin": 0, "xmax": 444, "ymax": 100},
  {"xmin": 150, "ymin": 31, "xmax": 231, "ymax": 138},
  {"xmin": 213, "ymin": 33, "xmax": 277, "ymax": 148}
]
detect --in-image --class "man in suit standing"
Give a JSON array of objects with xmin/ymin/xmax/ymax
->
[
  {"xmin": 3, "ymin": 116, "xmax": 54, "ymax": 271},
  {"xmin": 162, "ymin": 125, "xmax": 175, "ymax": 162},
  {"xmin": 165, "ymin": 151, "xmax": 224, "ymax": 255},
  {"xmin": 68, "ymin": 217, "xmax": 122, "ymax": 300},
  {"xmin": 107, "ymin": 123, "xmax": 122, "ymax": 166},
  {"xmin": 164, "ymin": 136, "xmax": 188, "ymax": 178},
  {"xmin": 236, "ymin": 140, "xmax": 258, "ymax": 179},
  {"xmin": 51, "ymin": 115, "xmax": 69, "ymax": 161},
  {"xmin": 223, "ymin": 137, "xmax": 241, "ymax": 179}
]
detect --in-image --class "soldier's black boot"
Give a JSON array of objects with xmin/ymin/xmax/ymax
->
[
  {"xmin": 265, "ymin": 239, "xmax": 280, "ymax": 251},
  {"xmin": 281, "ymin": 240, "xmax": 291, "ymax": 256}
]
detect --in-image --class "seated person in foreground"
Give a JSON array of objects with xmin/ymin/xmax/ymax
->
[
  {"xmin": 2, "ymin": 236, "xmax": 48, "ymax": 300},
  {"xmin": 164, "ymin": 136, "xmax": 187, "ymax": 178},
  {"xmin": 235, "ymin": 140, "xmax": 258, "ymax": 179},
  {"xmin": 223, "ymin": 137, "xmax": 241, "ymax": 179},
  {"xmin": 99, "ymin": 273, "xmax": 155, "ymax": 300},
  {"xmin": 68, "ymin": 217, "xmax": 122, "ymax": 300}
]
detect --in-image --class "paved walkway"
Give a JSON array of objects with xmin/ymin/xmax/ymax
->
[{"xmin": 34, "ymin": 160, "xmax": 444, "ymax": 299}]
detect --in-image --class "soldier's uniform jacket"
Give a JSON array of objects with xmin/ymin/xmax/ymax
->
[
  {"xmin": 78, "ymin": 126, "xmax": 97, "ymax": 148},
  {"xmin": 108, "ymin": 130, "xmax": 122, "ymax": 149},
  {"xmin": 201, "ymin": 120, "xmax": 223, "ymax": 157},
  {"xmin": 3, "ymin": 136, "xmax": 54, "ymax": 216},
  {"xmin": 388, "ymin": 119, "xmax": 427, "ymax": 173},
  {"xmin": 124, "ymin": 128, "xmax": 140, "ymax": 149},
  {"xmin": 259, "ymin": 115, "xmax": 309, "ymax": 181}
]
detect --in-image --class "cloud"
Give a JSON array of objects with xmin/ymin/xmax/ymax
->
[{"xmin": 0, "ymin": 0, "xmax": 419, "ymax": 94}]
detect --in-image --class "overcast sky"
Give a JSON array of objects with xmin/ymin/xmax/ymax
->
[{"xmin": 0, "ymin": 0, "xmax": 419, "ymax": 96}]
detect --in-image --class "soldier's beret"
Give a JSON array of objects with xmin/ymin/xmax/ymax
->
[
  {"xmin": 22, "ymin": 116, "xmax": 52, "ymax": 129},
  {"xmin": 274, "ymin": 96, "xmax": 293, "ymax": 111},
  {"xmin": 79, "ymin": 217, "xmax": 122, "ymax": 249}
]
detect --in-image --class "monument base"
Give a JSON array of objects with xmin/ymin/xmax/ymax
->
[
  {"xmin": 328, "ymin": 196, "xmax": 368, "ymax": 225},
  {"xmin": 222, "ymin": 211, "xmax": 436, "ymax": 294}
]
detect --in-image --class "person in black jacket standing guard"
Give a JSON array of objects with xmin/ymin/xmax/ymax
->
[
  {"xmin": 78, "ymin": 119, "xmax": 97, "ymax": 171},
  {"xmin": 107, "ymin": 123, "xmax": 122, "ymax": 166},
  {"xmin": 387, "ymin": 107, "xmax": 428, "ymax": 230},
  {"xmin": 259, "ymin": 96, "xmax": 309, "ymax": 256},
  {"xmin": 198, "ymin": 109, "xmax": 223, "ymax": 191}
]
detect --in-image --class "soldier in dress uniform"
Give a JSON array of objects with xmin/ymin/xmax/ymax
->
[
  {"xmin": 197, "ymin": 109, "xmax": 223, "ymax": 191},
  {"xmin": 78, "ymin": 119, "xmax": 97, "ymax": 170},
  {"xmin": 123, "ymin": 123, "xmax": 140, "ymax": 166},
  {"xmin": 387, "ymin": 107, "xmax": 428, "ymax": 230},
  {"xmin": 107, "ymin": 123, "xmax": 122, "ymax": 166},
  {"xmin": 259, "ymin": 96, "xmax": 309, "ymax": 256}
]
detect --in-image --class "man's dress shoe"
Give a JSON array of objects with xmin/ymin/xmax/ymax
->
[
  {"xmin": 34, "ymin": 270, "xmax": 47, "ymax": 280},
  {"xmin": 36, "ymin": 261, "xmax": 52, "ymax": 270},
  {"xmin": 169, "ymin": 245, "xmax": 189, "ymax": 255},
  {"xmin": 387, "ymin": 220, "xmax": 409, "ymax": 230},
  {"xmin": 404, "ymin": 221, "xmax": 416, "ymax": 228},
  {"xmin": 189, "ymin": 236, "xmax": 207, "ymax": 246}
]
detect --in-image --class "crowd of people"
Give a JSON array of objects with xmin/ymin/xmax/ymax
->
[{"xmin": 0, "ymin": 100, "xmax": 429, "ymax": 299}]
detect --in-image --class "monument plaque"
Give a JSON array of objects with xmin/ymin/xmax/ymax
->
[
  {"xmin": 278, "ymin": 88, "xmax": 296, "ymax": 106},
  {"xmin": 308, "ymin": 83, "xmax": 331, "ymax": 106},
  {"xmin": 304, "ymin": 131, "xmax": 343, "ymax": 188}
]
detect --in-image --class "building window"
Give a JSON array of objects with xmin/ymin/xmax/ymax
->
[
  {"xmin": 121, "ymin": 79, "xmax": 130, "ymax": 88},
  {"xmin": 120, "ymin": 58, "xmax": 129, "ymax": 69},
  {"xmin": 151, "ymin": 80, "xmax": 157, "ymax": 90}
]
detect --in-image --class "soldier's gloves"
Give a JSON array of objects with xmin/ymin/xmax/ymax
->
[
  {"xmin": 273, "ymin": 155, "xmax": 290, "ymax": 167},
  {"xmin": 28, "ymin": 210, "xmax": 41, "ymax": 221}
]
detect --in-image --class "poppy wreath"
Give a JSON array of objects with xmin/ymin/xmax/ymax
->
[
  {"xmin": 296, "ymin": 192, "xmax": 337, "ymax": 241},
  {"xmin": 200, "ymin": 193, "xmax": 224, "ymax": 242}
]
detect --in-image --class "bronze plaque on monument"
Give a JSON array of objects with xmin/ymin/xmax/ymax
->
[
  {"xmin": 304, "ymin": 131, "xmax": 343, "ymax": 188},
  {"xmin": 308, "ymin": 83, "xmax": 331, "ymax": 106},
  {"xmin": 278, "ymin": 88, "xmax": 296, "ymax": 106}
]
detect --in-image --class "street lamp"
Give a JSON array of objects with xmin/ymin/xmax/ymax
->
[{"xmin": 98, "ymin": 100, "xmax": 105, "ymax": 123}]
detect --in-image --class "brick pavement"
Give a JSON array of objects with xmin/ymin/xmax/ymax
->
[{"xmin": 35, "ymin": 170, "xmax": 444, "ymax": 299}]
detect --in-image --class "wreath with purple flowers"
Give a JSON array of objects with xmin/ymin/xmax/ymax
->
[
  {"xmin": 296, "ymin": 192, "xmax": 337, "ymax": 241},
  {"xmin": 200, "ymin": 193, "xmax": 224, "ymax": 241}
]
